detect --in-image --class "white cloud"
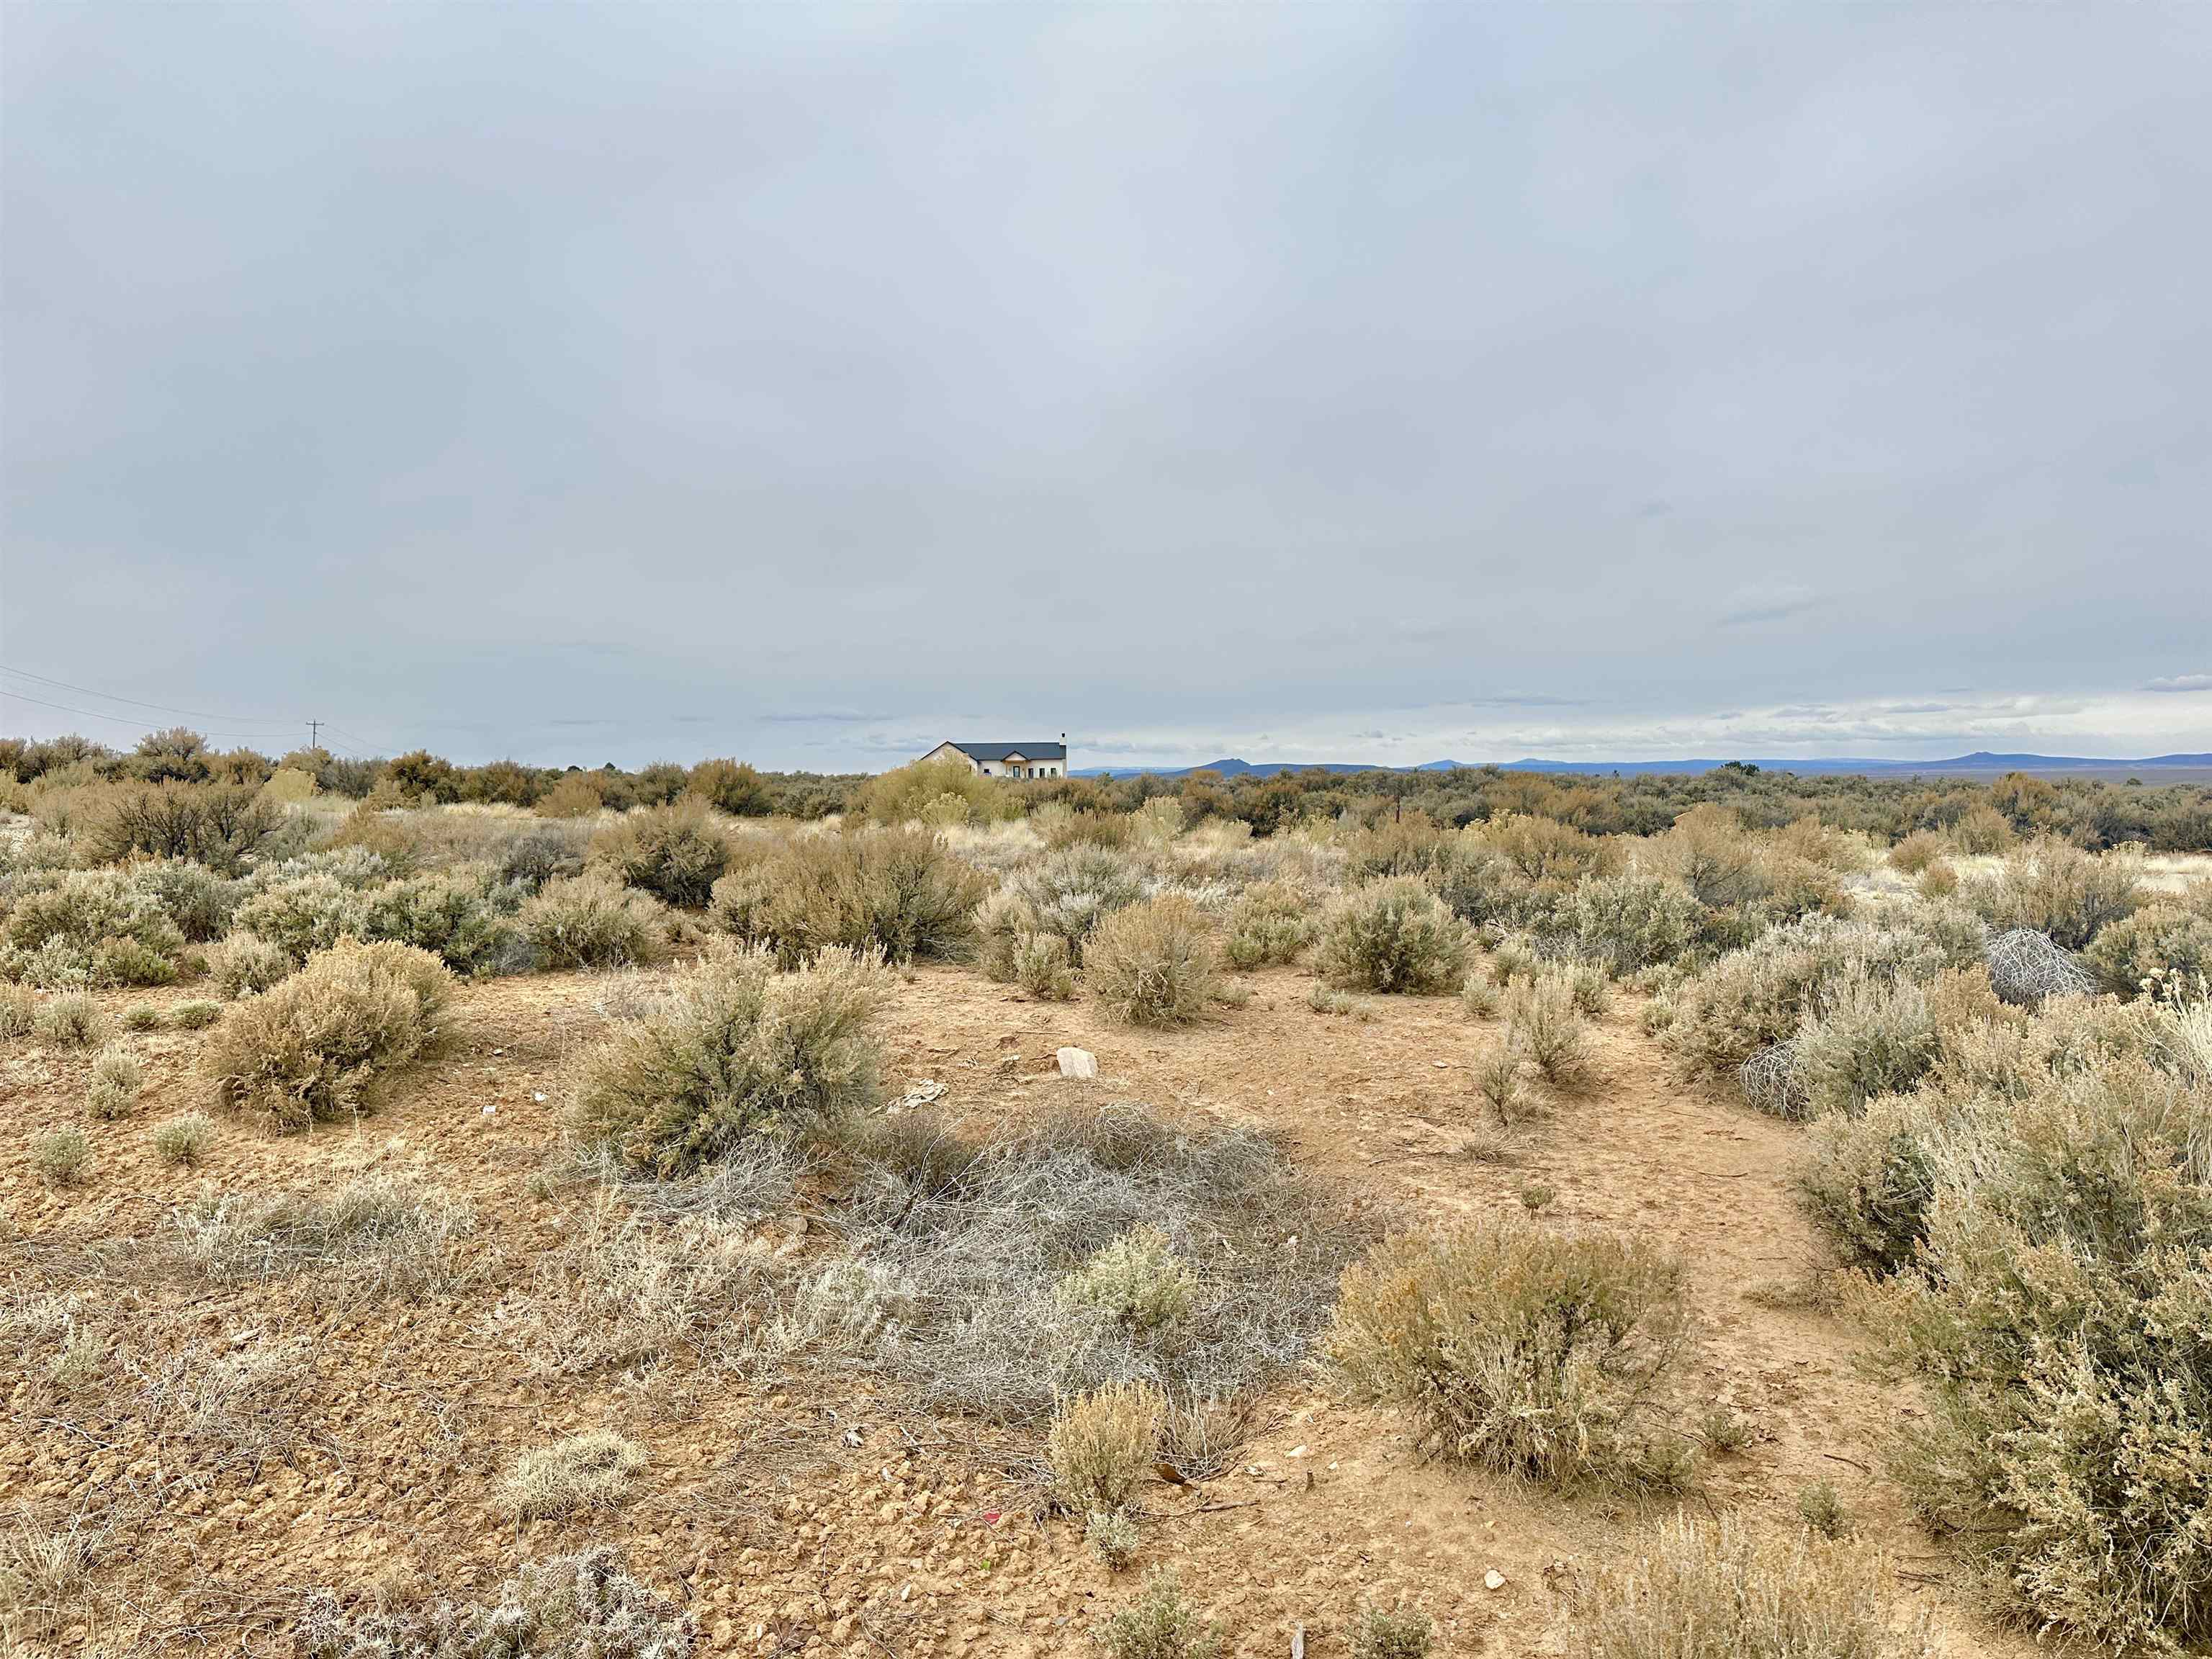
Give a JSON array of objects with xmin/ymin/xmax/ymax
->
[{"xmin": 2145, "ymin": 673, "xmax": 2212, "ymax": 694}]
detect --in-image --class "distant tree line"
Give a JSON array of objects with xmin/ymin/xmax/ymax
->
[{"xmin": 3, "ymin": 726, "xmax": 2208, "ymax": 850}]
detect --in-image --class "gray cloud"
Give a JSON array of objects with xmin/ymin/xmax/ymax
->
[
  {"xmin": 3, "ymin": 5, "xmax": 2208, "ymax": 770},
  {"xmin": 2146, "ymin": 674, "xmax": 2212, "ymax": 694}
]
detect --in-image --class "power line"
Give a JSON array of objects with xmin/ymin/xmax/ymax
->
[
  {"xmin": 0, "ymin": 664, "xmax": 304, "ymax": 728},
  {"xmin": 0, "ymin": 688, "xmax": 290, "ymax": 744}
]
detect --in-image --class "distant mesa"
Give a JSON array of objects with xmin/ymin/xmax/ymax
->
[{"xmin": 1069, "ymin": 752, "xmax": 2212, "ymax": 781}]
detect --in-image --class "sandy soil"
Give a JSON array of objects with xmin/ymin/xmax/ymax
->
[{"xmin": 0, "ymin": 961, "xmax": 2037, "ymax": 1656}]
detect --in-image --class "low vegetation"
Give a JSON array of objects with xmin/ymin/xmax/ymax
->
[
  {"xmin": 572, "ymin": 941, "xmax": 884, "ymax": 1174},
  {"xmin": 1328, "ymin": 1215, "xmax": 1689, "ymax": 1489},
  {"xmin": 1084, "ymin": 896, "xmax": 1226, "ymax": 1026},
  {"xmin": 201, "ymin": 939, "xmax": 454, "ymax": 1129}
]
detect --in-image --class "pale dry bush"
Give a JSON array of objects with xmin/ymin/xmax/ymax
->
[
  {"xmin": 1888, "ymin": 829, "xmax": 1948, "ymax": 876},
  {"xmin": 1048, "ymin": 1381, "xmax": 1164, "ymax": 1514},
  {"xmin": 1961, "ymin": 839, "xmax": 2143, "ymax": 949},
  {"xmin": 1056, "ymin": 1229, "xmax": 1197, "ymax": 1335},
  {"xmin": 33, "ymin": 1128, "xmax": 91, "ymax": 1187},
  {"xmin": 207, "ymin": 931, "xmax": 295, "ymax": 998},
  {"xmin": 2083, "ymin": 902, "xmax": 2212, "ymax": 997},
  {"xmin": 1013, "ymin": 932, "xmax": 1076, "ymax": 999},
  {"xmin": 1808, "ymin": 1039, "xmax": 2212, "ymax": 1650},
  {"xmin": 1557, "ymin": 870, "xmax": 1704, "ymax": 976},
  {"xmin": 0, "ymin": 983, "xmax": 34, "ymax": 1039},
  {"xmin": 1984, "ymin": 927, "xmax": 2095, "ymax": 1007},
  {"xmin": 572, "ymin": 941, "xmax": 883, "ymax": 1174},
  {"xmin": 0, "ymin": 867, "xmax": 187, "ymax": 987},
  {"xmin": 711, "ymin": 827, "xmax": 987, "ymax": 965},
  {"xmin": 1318, "ymin": 877, "xmax": 1468, "ymax": 994},
  {"xmin": 1349, "ymin": 1604, "xmax": 1434, "ymax": 1659},
  {"xmin": 1569, "ymin": 1514, "xmax": 1924, "ymax": 1659},
  {"xmin": 1475, "ymin": 1040, "xmax": 1530, "ymax": 1125},
  {"xmin": 153, "ymin": 1112, "xmax": 215, "ymax": 1166},
  {"xmin": 1223, "ymin": 879, "xmax": 1316, "ymax": 969},
  {"xmin": 32, "ymin": 990, "xmax": 112, "ymax": 1049},
  {"xmin": 975, "ymin": 886, "xmax": 1035, "ymax": 981},
  {"xmin": 295, "ymin": 1548, "xmax": 695, "ymax": 1659},
  {"xmin": 1095, "ymin": 1569, "xmax": 1223, "ymax": 1659},
  {"xmin": 1788, "ymin": 968, "xmax": 1938, "ymax": 1120},
  {"xmin": 232, "ymin": 871, "xmax": 368, "ymax": 961},
  {"xmin": 0, "ymin": 1498, "xmax": 132, "ymax": 1648},
  {"xmin": 1328, "ymin": 1215, "xmax": 1689, "ymax": 1489},
  {"xmin": 202, "ymin": 939, "xmax": 454, "ymax": 1130},
  {"xmin": 520, "ymin": 874, "xmax": 670, "ymax": 971},
  {"xmin": 85, "ymin": 1045, "xmax": 143, "ymax": 1120},
  {"xmin": 589, "ymin": 799, "xmax": 730, "ymax": 909},
  {"xmin": 494, "ymin": 1431, "xmax": 647, "ymax": 1520},
  {"xmin": 1506, "ymin": 972, "xmax": 1593, "ymax": 1089},
  {"xmin": 1085, "ymin": 896, "xmax": 1225, "ymax": 1027},
  {"xmin": 1007, "ymin": 844, "xmax": 1148, "ymax": 962}
]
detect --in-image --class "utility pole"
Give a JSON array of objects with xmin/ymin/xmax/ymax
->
[{"xmin": 308, "ymin": 719, "xmax": 320, "ymax": 750}]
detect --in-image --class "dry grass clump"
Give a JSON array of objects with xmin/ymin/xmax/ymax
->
[
  {"xmin": 1349, "ymin": 1603, "xmax": 1435, "ymax": 1659},
  {"xmin": 138, "ymin": 1339, "xmax": 313, "ymax": 1472},
  {"xmin": 1318, "ymin": 877, "xmax": 1469, "ymax": 994},
  {"xmin": 1961, "ymin": 839, "xmax": 2142, "ymax": 949},
  {"xmin": 0, "ymin": 1498, "xmax": 130, "ymax": 1648},
  {"xmin": 589, "ymin": 799, "xmax": 729, "ymax": 909},
  {"xmin": 574, "ymin": 941, "xmax": 883, "ymax": 1175},
  {"xmin": 207, "ymin": 931, "xmax": 295, "ymax": 999},
  {"xmin": 1096, "ymin": 1569, "xmax": 1223, "ymax": 1659},
  {"xmin": 1328, "ymin": 1215, "xmax": 1689, "ymax": 1489},
  {"xmin": 1223, "ymin": 880, "xmax": 1316, "ymax": 968},
  {"xmin": 519, "ymin": 873, "xmax": 670, "ymax": 970},
  {"xmin": 33, "ymin": 991, "xmax": 113, "ymax": 1050},
  {"xmin": 153, "ymin": 1112, "xmax": 215, "ymax": 1167},
  {"xmin": 1506, "ymin": 972, "xmax": 1593, "ymax": 1089},
  {"xmin": 1056, "ymin": 1229, "xmax": 1197, "ymax": 1334},
  {"xmin": 1568, "ymin": 1514, "xmax": 1922, "ymax": 1659},
  {"xmin": 295, "ymin": 1548, "xmax": 696, "ymax": 1659},
  {"xmin": 168, "ymin": 998, "xmax": 221, "ymax": 1029},
  {"xmin": 494, "ymin": 1431, "xmax": 648, "ymax": 1520},
  {"xmin": 1048, "ymin": 1381, "xmax": 1164, "ymax": 1514},
  {"xmin": 85, "ymin": 1046, "xmax": 143, "ymax": 1120},
  {"xmin": 712, "ymin": 827, "xmax": 987, "ymax": 965},
  {"xmin": 171, "ymin": 1172, "xmax": 475, "ymax": 1295},
  {"xmin": 32, "ymin": 1128, "xmax": 92, "ymax": 1187},
  {"xmin": 1085, "ymin": 896, "xmax": 1225, "ymax": 1027},
  {"xmin": 201, "ymin": 940, "xmax": 453, "ymax": 1130},
  {"xmin": 837, "ymin": 1101, "xmax": 1358, "ymax": 1422},
  {"xmin": 0, "ymin": 984, "xmax": 34, "ymax": 1039}
]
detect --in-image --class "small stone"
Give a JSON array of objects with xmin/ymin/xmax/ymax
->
[
  {"xmin": 1484, "ymin": 1569, "xmax": 1507, "ymax": 1592},
  {"xmin": 1056, "ymin": 1047, "xmax": 1097, "ymax": 1081}
]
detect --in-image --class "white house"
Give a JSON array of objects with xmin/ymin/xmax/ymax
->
[{"xmin": 918, "ymin": 737, "xmax": 1068, "ymax": 779}]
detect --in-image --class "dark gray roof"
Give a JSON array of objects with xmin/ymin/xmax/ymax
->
[{"xmin": 948, "ymin": 741, "xmax": 1065, "ymax": 761}]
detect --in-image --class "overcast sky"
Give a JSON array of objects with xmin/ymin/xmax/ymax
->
[{"xmin": 4, "ymin": 5, "xmax": 2208, "ymax": 772}]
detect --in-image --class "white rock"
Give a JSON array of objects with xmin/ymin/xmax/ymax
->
[
  {"xmin": 1484, "ymin": 1569, "xmax": 1507, "ymax": 1592},
  {"xmin": 1057, "ymin": 1047, "xmax": 1098, "ymax": 1080}
]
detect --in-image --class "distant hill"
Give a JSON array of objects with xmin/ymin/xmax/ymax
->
[{"xmin": 1071, "ymin": 752, "xmax": 2212, "ymax": 781}]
